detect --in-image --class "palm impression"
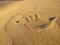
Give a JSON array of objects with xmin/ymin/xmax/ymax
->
[{"xmin": 5, "ymin": 14, "xmax": 57, "ymax": 34}]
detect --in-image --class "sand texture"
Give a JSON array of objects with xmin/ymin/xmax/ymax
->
[{"xmin": 0, "ymin": 0, "xmax": 60, "ymax": 45}]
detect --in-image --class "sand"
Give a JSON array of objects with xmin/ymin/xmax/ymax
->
[{"xmin": 0, "ymin": 0, "xmax": 60, "ymax": 45}]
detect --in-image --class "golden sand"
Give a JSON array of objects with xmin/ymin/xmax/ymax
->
[{"xmin": 0, "ymin": 0, "xmax": 60, "ymax": 45}]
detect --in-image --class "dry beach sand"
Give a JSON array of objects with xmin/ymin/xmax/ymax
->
[{"xmin": 0, "ymin": 0, "xmax": 60, "ymax": 45}]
